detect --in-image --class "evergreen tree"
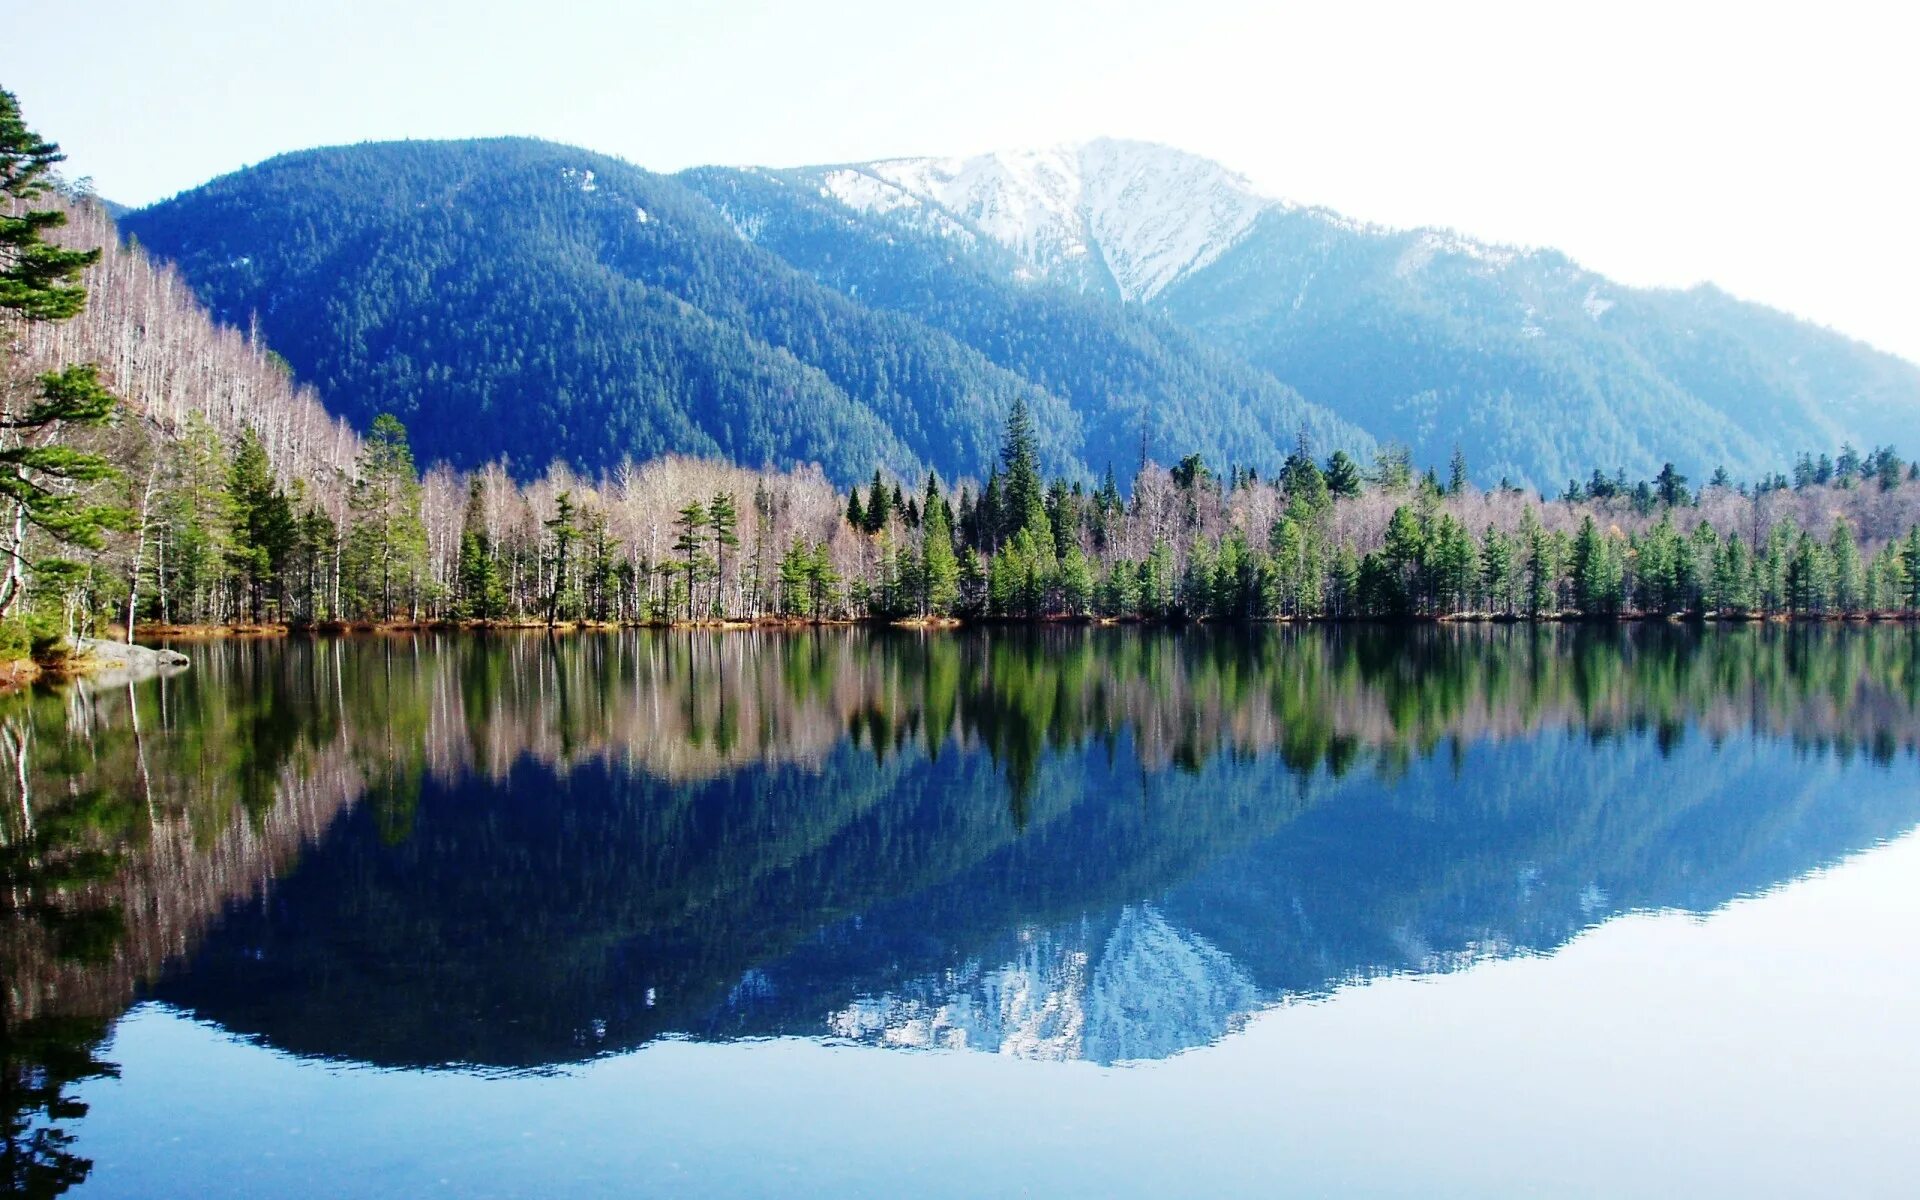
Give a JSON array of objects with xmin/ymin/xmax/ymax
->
[
  {"xmin": 1520, "ymin": 507, "xmax": 1557, "ymax": 617},
  {"xmin": 863, "ymin": 469, "xmax": 890, "ymax": 533},
  {"xmin": 1876, "ymin": 448, "xmax": 1905, "ymax": 492},
  {"xmin": 345, "ymin": 414, "xmax": 426, "ymax": 619},
  {"xmin": 1571, "ymin": 515, "xmax": 1621, "ymax": 615},
  {"xmin": 1709, "ymin": 533, "xmax": 1752, "ymax": 615},
  {"xmin": 1654, "ymin": 462, "xmax": 1689, "ymax": 507},
  {"xmin": 1902, "ymin": 527, "xmax": 1920, "ymax": 613},
  {"xmin": 542, "ymin": 491, "xmax": 580, "ymax": 624},
  {"xmin": 1785, "ymin": 531, "xmax": 1832, "ymax": 614},
  {"xmin": 0, "ymin": 89, "xmax": 126, "ymax": 618},
  {"xmin": 1058, "ymin": 544, "xmax": 1094, "ymax": 617},
  {"xmin": 1828, "ymin": 517, "xmax": 1863, "ymax": 615},
  {"xmin": 1370, "ymin": 444, "xmax": 1414, "ymax": 492},
  {"xmin": 1479, "ymin": 526, "xmax": 1515, "ymax": 615},
  {"xmin": 1094, "ymin": 465, "xmax": 1122, "ymax": 516},
  {"xmin": 673, "ymin": 500, "xmax": 708, "ymax": 620},
  {"xmin": 777, "ymin": 540, "xmax": 810, "ymax": 617},
  {"xmin": 707, "ymin": 491, "xmax": 739, "ymax": 618},
  {"xmin": 456, "ymin": 478, "xmax": 503, "ymax": 619},
  {"xmin": 1381, "ymin": 505, "xmax": 1426, "ymax": 614},
  {"xmin": 1324, "ymin": 450, "xmax": 1363, "ymax": 499},
  {"xmin": 227, "ymin": 429, "xmax": 295, "ymax": 620},
  {"xmin": 998, "ymin": 397, "xmax": 1046, "ymax": 539},
  {"xmin": 919, "ymin": 497, "xmax": 960, "ymax": 615}
]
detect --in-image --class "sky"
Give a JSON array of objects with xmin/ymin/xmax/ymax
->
[{"xmin": 5, "ymin": 0, "xmax": 1915, "ymax": 361}]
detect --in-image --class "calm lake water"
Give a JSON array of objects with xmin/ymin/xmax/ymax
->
[{"xmin": 5, "ymin": 625, "xmax": 1920, "ymax": 1197}]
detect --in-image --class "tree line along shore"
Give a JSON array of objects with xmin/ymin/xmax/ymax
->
[{"xmin": 7, "ymin": 88, "xmax": 1920, "ymax": 683}]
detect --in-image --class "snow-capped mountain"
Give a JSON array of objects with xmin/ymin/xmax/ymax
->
[
  {"xmin": 809, "ymin": 138, "xmax": 1273, "ymax": 302},
  {"xmin": 127, "ymin": 134, "xmax": 1920, "ymax": 495},
  {"xmin": 825, "ymin": 904, "xmax": 1261, "ymax": 1064}
]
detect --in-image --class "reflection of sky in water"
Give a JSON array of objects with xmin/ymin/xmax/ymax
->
[{"xmin": 78, "ymin": 831, "xmax": 1920, "ymax": 1199}]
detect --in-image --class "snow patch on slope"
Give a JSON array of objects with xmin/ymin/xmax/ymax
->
[
  {"xmin": 824, "ymin": 904, "xmax": 1260, "ymax": 1063},
  {"xmin": 830, "ymin": 139, "xmax": 1271, "ymax": 301},
  {"xmin": 1395, "ymin": 229, "xmax": 1524, "ymax": 279}
]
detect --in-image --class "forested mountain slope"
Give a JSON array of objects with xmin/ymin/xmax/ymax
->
[
  {"xmin": 680, "ymin": 164, "xmax": 1370, "ymax": 475},
  {"xmin": 123, "ymin": 139, "xmax": 1003, "ymax": 482},
  {"xmin": 121, "ymin": 138, "xmax": 1368, "ymax": 484},
  {"xmin": 799, "ymin": 141, "xmax": 1920, "ymax": 489},
  {"xmin": 124, "ymin": 135, "xmax": 1920, "ymax": 491},
  {"xmin": 1159, "ymin": 207, "xmax": 1920, "ymax": 489}
]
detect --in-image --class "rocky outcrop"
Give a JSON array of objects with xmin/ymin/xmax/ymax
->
[{"xmin": 72, "ymin": 637, "xmax": 190, "ymax": 684}]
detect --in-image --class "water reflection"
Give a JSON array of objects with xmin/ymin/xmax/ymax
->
[{"xmin": 4, "ymin": 626, "xmax": 1920, "ymax": 1185}]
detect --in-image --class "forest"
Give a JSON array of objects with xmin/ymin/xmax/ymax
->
[{"xmin": 6, "ymin": 88, "xmax": 1920, "ymax": 661}]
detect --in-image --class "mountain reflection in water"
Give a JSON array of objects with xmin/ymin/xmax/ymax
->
[{"xmin": 5, "ymin": 625, "xmax": 1920, "ymax": 1187}]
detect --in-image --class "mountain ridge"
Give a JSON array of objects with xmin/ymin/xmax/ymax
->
[{"xmin": 118, "ymin": 133, "xmax": 1920, "ymax": 490}]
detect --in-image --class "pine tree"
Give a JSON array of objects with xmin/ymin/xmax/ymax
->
[
  {"xmin": 998, "ymin": 397, "xmax": 1046, "ymax": 539},
  {"xmin": 1479, "ymin": 525, "xmax": 1515, "ymax": 615},
  {"xmin": 227, "ymin": 429, "xmax": 294, "ymax": 620},
  {"xmin": 777, "ymin": 540, "xmax": 810, "ymax": 617},
  {"xmin": 1902, "ymin": 527, "xmax": 1920, "ymax": 613},
  {"xmin": 863, "ymin": 469, "xmax": 890, "ymax": 533},
  {"xmin": 1710, "ymin": 533, "xmax": 1751, "ymax": 615},
  {"xmin": 673, "ymin": 500, "xmax": 708, "ymax": 621},
  {"xmin": 1785, "ymin": 531, "xmax": 1832, "ymax": 614},
  {"xmin": 1571, "ymin": 515, "xmax": 1620, "ymax": 615},
  {"xmin": 1324, "ymin": 450, "xmax": 1363, "ymax": 499},
  {"xmin": 1520, "ymin": 507, "xmax": 1557, "ymax": 616},
  {"xmin": 707, "ymin": 491, "xmax": 739, "ymax": 618},
  {"xmin": 919, "ymin": 497, "xmax": 960, "ymax": 616},
  {"xmin": 345, "ymin": 414, "xmax": 427, "ymax": 619},
  {"xmin": 1381, "ymin": 506, "xmax": 1426, "ymax": 614},
  {"xmin": 0, "ymin": 89, "xmax": 127, "ymax": 618},
  {"xmin": 1654, "ymin": 463, "xmax": 1689, "ymax": 507},
  {"xmin": 542, "ymin": 491, "xmax": 580, "ymax": 624},
  {"xmin": 1828, "ymin": 517, "xmax": 1863, "ymax": 615},
  {"xmin": 456, "ymin": 478, "xmax": 502, "ymax": 620}
]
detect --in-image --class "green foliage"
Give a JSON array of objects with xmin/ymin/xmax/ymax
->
[
  {"xmin": 0, "ymin": 91, "xmax": 127, "ymax": 620},
  {"xmin": 0, "ymin": 88, "xmax": 98, "ymax": 321},
  {"xmin": 1165, "ymin": 205, "xmax": 1920, "ymax": 491},
  {"xmin": 345, "ymin": 414, "xmax": 428, "ymax": 619}
]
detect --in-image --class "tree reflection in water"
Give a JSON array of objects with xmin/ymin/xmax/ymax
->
[{"xmin": 3, "ymin": 624, "xmax": 1919, "ymax": 1187}]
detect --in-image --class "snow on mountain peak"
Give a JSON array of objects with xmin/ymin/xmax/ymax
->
[
  {"xmin": 822, "ymin": 904, "xmax": 1260, "ymax": 1063},
  {"xmin": 816, "ymin": 139, "xmax": 1274, "ymax": 301}
]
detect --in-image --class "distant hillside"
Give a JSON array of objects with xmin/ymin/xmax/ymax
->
[
  {"xmin": 799, "ymin": 140, "xmax": 1920, "ymax": 489},
  {"xmin": 1159, "ymin": 207, "xmax": 1920, "ymax": 489}
]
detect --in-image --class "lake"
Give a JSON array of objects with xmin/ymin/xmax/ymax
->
[{"xmin": 5, "ymin": 625, "xmax": 1920, "ymax": 1197}]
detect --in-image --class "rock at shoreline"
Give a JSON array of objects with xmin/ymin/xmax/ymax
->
[{"xmin": 74, "ymin": 637, "xmax": 191, "ymax": 680}]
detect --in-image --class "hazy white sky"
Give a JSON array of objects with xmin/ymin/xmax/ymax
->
[{"xmin": 5, "ymin": 0, "xmax": 1915, "ymax": 360}]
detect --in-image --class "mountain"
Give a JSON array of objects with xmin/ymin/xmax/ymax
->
[
  {"xmin": 120, "ymin": 138, "xmax": 1369, "ymax": 484},
  {"xmin": 1159, "ymin": 209, "xmax": 1920, "ymax": 489},
  {"xmin": 122, "ymin": 135, "xmax": 1920, "ymax": 490},
  {"xmin": 678, "ymin": 162, "xmax": 1366, "ymax": 476},
  {"xmin": 793, "ymin": 139, "xmax": 1920, "ymax": 488},
  {"xmin": 797, "ymin": 139, "xmax": 1268, "ymax": 302}
]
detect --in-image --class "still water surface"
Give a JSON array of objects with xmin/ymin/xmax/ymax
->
[{"xmin": 5, "ymin": 626, "xmax": 1919, "ymax": 1197}]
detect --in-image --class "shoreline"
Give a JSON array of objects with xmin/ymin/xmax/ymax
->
[
  {"xmin": 6, "ymin": 609, "xmax": 1913, "ymax": 691},
  {"xmin": 137, "ymin": 609, "xmax": 1916, "ymax": 640}
]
